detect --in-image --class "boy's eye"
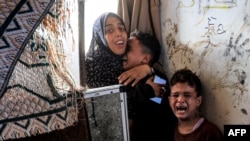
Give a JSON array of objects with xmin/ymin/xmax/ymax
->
[
  {"xmin": 183, "ymin": 92, "xmax": 192, "ymax": 98},
  {"xmin": 125, "ymin": 45, "xmax": 131, "ymax": 53},
  {"xmin": 171, "ymin": 94, "xmax": 179, "ymax": 98},
  {"xmin": 184, "ymin": 95, "xmax": 191, "ymax": 98}
]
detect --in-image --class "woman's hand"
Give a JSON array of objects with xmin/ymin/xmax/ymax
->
[{"xmin": 118, "ymin": 64, "xmax": 152, "ymax": 86}]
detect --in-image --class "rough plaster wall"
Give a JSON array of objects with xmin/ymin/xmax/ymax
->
[{"xmin": 161, "ymin": 0, "xmax": 250, "ymax": 132}]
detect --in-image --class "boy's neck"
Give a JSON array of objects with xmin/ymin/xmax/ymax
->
[{"xmin": 178, "ymin": 116, "xmax": 202, "ymax": 134}]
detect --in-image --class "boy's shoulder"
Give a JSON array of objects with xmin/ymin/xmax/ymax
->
[{"xmin": 201, "ymin": 118, "xmax": 223, "ymax": 137}]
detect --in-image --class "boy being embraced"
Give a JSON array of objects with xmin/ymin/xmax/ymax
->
[{"xmin": 123, "ymin": 29, "xmax": 176, "ymax": 141}]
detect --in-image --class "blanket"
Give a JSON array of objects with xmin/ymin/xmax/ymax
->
[{"xmin": 0, "ymin": 0, "xmax": 78, "ymax": 140}]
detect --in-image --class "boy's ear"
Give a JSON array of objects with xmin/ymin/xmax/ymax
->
[
  {"xmin": 196, "ymin": 96, "xmax": 202, "ymax": 106},
  {"xmin": 141, "ymin": 54, "xmax": 151, "ymax": 64}
]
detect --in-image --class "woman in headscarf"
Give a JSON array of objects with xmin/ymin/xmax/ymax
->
[{"xmin": 85, "ymin": 12, "xmax": 152, "ymax": 88}]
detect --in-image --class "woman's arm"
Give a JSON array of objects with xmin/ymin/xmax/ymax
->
[{"xmin": 118, "ymin": 64, "xmax": 152, "ymax": 86}]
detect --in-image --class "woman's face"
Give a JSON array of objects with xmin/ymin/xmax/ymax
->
[{"xmin": 105, "ymin": 16, "xmax": 127, "ymax": 55}]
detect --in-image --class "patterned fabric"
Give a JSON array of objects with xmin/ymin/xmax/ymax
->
[
  {"xmin": 0, "ymin": 0, "xmax": 52, "ymax": 93},
  {"xmin": 0, "ymin": 0, "xmax": 79, "ymax": 140}
]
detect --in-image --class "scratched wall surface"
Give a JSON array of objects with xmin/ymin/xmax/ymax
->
[{"xmin": 161, "ymin": 0, "xmax": 250, "ymax": 132}]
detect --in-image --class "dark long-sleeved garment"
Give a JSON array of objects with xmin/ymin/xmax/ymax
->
[{"xmin": 126, "ymin": 71, "xmax": 177, "ymax": 141}]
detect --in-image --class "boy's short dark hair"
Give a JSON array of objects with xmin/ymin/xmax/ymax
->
[
  {"xmin": 130, "ymin": 29, "xmax": 161, "ymax": 65},
  {"xmin": 170, "ymin": 68, "xmax": 202, "ymax": 96}
]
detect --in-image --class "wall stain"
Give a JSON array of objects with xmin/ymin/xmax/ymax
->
[
  {"xmin": 212, "ymin": 69, "xmax": 248, "ymax": 106},
  {"xmin": 233, "ymin": 69, "xmax": 247, "ymax": 85},
  {"xmin": 241, "ymin": 108, "xmax": 248, "ymax": 115},
  {"xmin": 165, "ymin": 32, "xmax": 195, "ymax": 71},
  {"xmin": 165, "ymin": 33, "xmax": 193, "ymax": 59},
  {"xmin": 224, "ymin": 32, "xmax": 250, "ymax": 62}
]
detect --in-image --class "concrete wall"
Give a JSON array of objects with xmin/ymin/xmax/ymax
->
[{"xmin": 160, "ymin": 0, "xmax": 250, "ymax": 132}]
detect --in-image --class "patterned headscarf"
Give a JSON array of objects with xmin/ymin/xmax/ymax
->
[{"xmin": 85, "ymin": 12, "xmax": 127, "ymax": 88}]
